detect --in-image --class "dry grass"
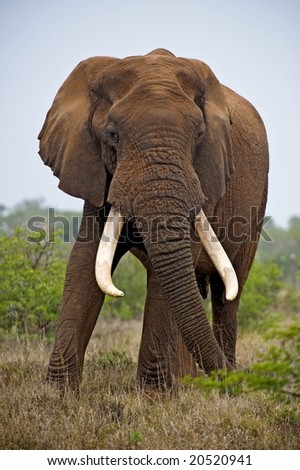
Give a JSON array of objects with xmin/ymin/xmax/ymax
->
[{"xmin": 1, "ymin": 319, "xmax": 299, "ymax": 450}]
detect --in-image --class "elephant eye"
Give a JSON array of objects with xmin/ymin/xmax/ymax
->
[
  {"xmin": 195, "ymin": 131, "xmax": 204, "ymax": 144},
  {"xmin": 105, "ymin": 126, "xmax": 119, "ymax": 144},
  {"xmin": 194, "ymin": 122, "xmax": 205, "ymax": 144}
]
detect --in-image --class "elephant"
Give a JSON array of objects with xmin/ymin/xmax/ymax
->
[{"xmin": 38, "ymin": 48, "xmax": 269, "ymax": 392}]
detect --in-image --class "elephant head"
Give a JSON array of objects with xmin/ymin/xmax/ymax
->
[{"xmin": 39, "ymin": 49, "xmax": 238, "ymax": 373}]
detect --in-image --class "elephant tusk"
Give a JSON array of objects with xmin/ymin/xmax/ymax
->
[
  {"xmin": 95, "ymin": 206, "xmax": 125, "ymax": 297},
  {"xmin": 195, "ymin": 209, "xmax": 239, "ymax": 301}
]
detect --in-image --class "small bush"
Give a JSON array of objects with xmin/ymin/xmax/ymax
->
[
  {"xmin": 102, "ymin": 253, "xmax": 146, "ymax": 320},
  {"xmin": 95, "ymin": 349, "xmax": 133, "ymax": 368},
  {"xmin": 238, "ymin": 261, "xmax": 283, "ymax": 331},
  {"xmin": 0, "ymin": 229, "xmax": 65, "ymax": 338},
  {"xmin": 184, "ymin": 323, "xmax": 300, "ymax": 412},
  {"xmin": 129, "ymin": 429, "xmax": 144, "ymax": 449}
]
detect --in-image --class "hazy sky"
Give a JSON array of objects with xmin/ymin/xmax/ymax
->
[{"xmin": 0, "ymin": 0, "xmax": 299, "ymax": 227}]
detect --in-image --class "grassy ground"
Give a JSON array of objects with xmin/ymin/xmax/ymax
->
[{"xmin": 1, "ymin": 318, "xmax": 299, "ymax": 450}]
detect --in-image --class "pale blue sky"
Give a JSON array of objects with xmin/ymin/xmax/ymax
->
[{"xmin": 0, "ymin": 0, "xmax": 299, "ymax": 227}]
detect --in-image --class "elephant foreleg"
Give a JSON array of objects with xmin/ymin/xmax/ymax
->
[
  {"xmin": 46, "ymin": 202, "xmax": 105, "ymax": 391},
  {"xmin": 137, "ymin": 268, "xmax": 197, "ymax": 389}
]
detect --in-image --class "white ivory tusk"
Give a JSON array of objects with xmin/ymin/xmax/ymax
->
[
  {"xmin": 95, "ymin": 206, "xmax": 125, "ymax": 297},
  {"xmin": 195, "ymin": 209, "xmax": 239, "ymax": 301}
]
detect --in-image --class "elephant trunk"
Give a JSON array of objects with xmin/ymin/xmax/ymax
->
[{"xmin": 136, "ymin": 203, "xmax": 232, "ymax": 373}]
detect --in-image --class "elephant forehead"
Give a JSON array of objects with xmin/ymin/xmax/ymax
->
[
  {"xmin": 99, "ymin": 55, "xmax": 204, "ymax": 102},
  {"xmin": 109, "ymin": 86, "xmax": 203, "ymax": 131}
]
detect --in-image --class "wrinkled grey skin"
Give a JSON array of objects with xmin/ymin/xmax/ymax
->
[{"xmin": 38, "ymin": 49, "xmax": 269, "ymax": 391}]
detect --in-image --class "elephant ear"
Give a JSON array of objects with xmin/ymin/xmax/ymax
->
[
  {"xmin": 38, "ymin": 57, "xmax": 118, "ymax": 207},
  {"xmin": 189, "ymin": 59, "xmax": 235, "ymax": 210}
]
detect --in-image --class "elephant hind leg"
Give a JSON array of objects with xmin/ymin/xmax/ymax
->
[
  {"xmin": 210, "ymin": 273, "xmax": 240, "ymax": 366},
  {"xmin": 210, "ymin": 232, "xmax": 262, "ymax": 366}
]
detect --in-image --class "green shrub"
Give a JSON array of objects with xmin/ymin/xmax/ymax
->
[
  {"xmin": 95, "ymin": 349, "xmax": 134, "ymax": 368},
  {"xmin": 0, "ymin": 229, "xmax": 65, "ymax": 337},
  {"xmin": 281, "ymin": 288, "xmax": 300, "ymax": 315},
  {"xmin": 0, "ymin": 229, "xmax": 146, "ymax": 336},
  {"xmin": 238, "ymin": 261, "xmax": 283, "ymax": 331},
  {"xmin": 184, "ymin": 323, "xmax": 300, "ymax": 409},
  {"xmin": 102, "ymin": 253, "xmax": 146, "ymax": 320},
  {"xmin": 129, "ymin": 429, "xmax": 144, "ymax": 449}
]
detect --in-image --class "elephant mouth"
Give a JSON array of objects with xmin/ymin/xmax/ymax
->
[{"xmin": 95, "ymin": 206, "xmax": 238, "ymax": 301}]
